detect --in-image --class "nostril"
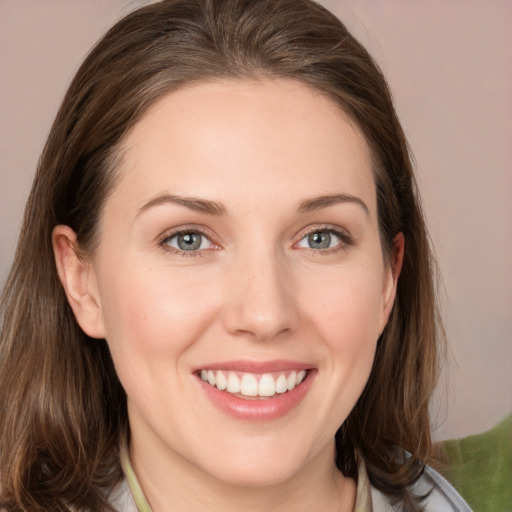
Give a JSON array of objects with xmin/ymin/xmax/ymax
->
[{"xmin": 222, "ymin": 301, "xmax": 298, "ymax": 341}]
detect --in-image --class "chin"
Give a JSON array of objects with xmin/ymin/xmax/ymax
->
[
  {"xmin": 205, "ymin": 460, "xmax": 301, "ymax": 488},
  {"xmin": 193, "ymin": 439, "xmax": 316, "ymax": 488}
]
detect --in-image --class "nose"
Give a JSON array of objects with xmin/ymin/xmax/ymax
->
[{"xmin": 222, "ymin": 249, "xmax": 299, "ymax": 341}]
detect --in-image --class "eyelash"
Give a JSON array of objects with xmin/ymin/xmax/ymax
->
[
  {"xmin": 295, "ymin": 226, "xmax": 353, "ymax": 253},
  {"xmin": 158, "ymin": 227, "xmax": 216, "ymax": 258},
  {"xmin": 157, "ymin": 225, "xmax": 353, "ymax": 257}
]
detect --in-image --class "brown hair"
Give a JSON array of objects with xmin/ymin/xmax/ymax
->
[{"xmin": 0, "ymin": 0, "xmax": 443, "ymax": 510}]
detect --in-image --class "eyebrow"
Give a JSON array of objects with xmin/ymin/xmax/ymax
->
[
  {"xmin": 137, "ymin": 192, "xmax": 368, "ymax": 218},
  {"xmin": 297, "ymin": 194, "xmax": 369, "ymax": 216},
  {"xmin": 137, "ymin": 194, "xmax": 226, "ymax": 216}
]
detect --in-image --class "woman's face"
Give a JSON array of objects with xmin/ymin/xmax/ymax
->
[{"xmin": 75, "ymin": 79, "xmax": 400, "ymax": 486}]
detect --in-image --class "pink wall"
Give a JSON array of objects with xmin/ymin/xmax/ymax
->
[{"xmin": 1, "ymin": 0, "xmax": 511, "ymax": 440}]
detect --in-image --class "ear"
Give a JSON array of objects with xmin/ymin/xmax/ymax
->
[
  {"xmin": 380, "ymin": 232, "xmax": 405, "ymax": 326},
  {"xmin": 52, "ymin": 225, "xmax": 106, "ymax": 339}
]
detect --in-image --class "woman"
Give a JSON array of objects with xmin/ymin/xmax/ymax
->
[{"xmin": 0, "ymin": 0, "xmax": 471, "ymax": 510}]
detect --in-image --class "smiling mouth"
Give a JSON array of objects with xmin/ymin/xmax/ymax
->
[{"xmin": 198, "ymin": 369, "xmax": 308, "ymax": 399}]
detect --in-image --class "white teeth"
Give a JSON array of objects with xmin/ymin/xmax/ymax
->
[
  {"xmin": 227, "ymin": 372, "xmax": 240, "ymax": 393},
  {"xmin": 240, "ymin": 374, "xmax": 258, "ymax": 396},
  {"xmin": 216, "ymin": 370, "xmax": 227, "ymax": 390},
  {"xmin": 200, "ymin": 369, "xmax": 309, "ymax": 398},
  {"xmin": 287, "ymin": 371, "xmax": 297, "ymax": 391},
  {"xmin": 258, "ymin": 374, "xmax": 276, "ymax": 397},
  {"xmin": 275, "ymin": 374, "xmax": 288, "ymax": 393}
]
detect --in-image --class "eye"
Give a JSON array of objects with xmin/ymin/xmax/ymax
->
[
  {"xmin": 296, "ymin": 228, "xmax": 349, "ymax": 251},
  {"xmin": 162, "ymin": 230, "xmax": 214, "ymax": 252}
]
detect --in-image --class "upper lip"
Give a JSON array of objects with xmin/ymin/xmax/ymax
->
[{"xmin": 192, "ymin": 359, "xmax": 313, "ymax": 374}]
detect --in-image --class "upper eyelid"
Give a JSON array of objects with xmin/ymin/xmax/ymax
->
[
  {"xmin": 294, "ymin": 224, "xmax": 351, "ymax": 240},
  {"xmin": 158, "ymin": 225, "xmax": 215, "ymax": 243}
]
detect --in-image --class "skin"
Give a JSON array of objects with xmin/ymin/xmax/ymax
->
[{"xmin": 54, "ymin": 78, "xmax": 403, "ymax": 512}]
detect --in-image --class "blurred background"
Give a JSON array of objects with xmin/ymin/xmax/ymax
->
[{"xmin": 1, "ymin": 0, "xmax": 510, "ymax": 440}]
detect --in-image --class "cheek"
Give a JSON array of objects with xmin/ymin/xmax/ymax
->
[
  {"xmin": 291, "ymin": 267, "xmax": 383, "ymax": 441},
  {"xmin": 299, "ymin": 263, "xmax": 384, "ymax": 393},
  {"xmin": 299, "ymin": 265, "xmax": 385, "ymax": 347},
  {"xmin": 97, "ymin": 264, "xmax": 220, "ymax": 376}
]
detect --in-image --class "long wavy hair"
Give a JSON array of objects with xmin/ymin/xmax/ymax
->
[{"xmin": 0, "ymin": 0, "xmax": 443, "ymax": 510}]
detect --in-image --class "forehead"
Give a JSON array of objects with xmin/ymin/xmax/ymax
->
[{"xmin": 113, "ymin": 78, "xmax": 375, "ymax": 217}]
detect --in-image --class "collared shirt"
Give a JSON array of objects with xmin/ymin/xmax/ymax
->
[{"xmin": 110, "ymin": 445, "xmax": 471, "ymax": 512}]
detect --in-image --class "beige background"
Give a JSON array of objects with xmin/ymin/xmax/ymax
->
[{"xmin": 1, "ymin": 0, "xmax": 510, "ymax": 440}]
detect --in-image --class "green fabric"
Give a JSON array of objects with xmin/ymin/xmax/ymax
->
[
  {"xmin": 439, "ymin": 414, "xmax": 512, "ymax": 512},
  {"xmin": 120, "ymin": 442, "xmax": 153, "ymax": 512}
]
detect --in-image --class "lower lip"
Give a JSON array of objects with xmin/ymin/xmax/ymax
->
[{"xmin": 197, "ymin": 371, "xmax": 316, "ymax": 421}]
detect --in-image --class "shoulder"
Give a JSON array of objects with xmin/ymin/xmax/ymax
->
[{"xmin": 370, "ymin": 464, "xmax": 473, "ymax": 512}]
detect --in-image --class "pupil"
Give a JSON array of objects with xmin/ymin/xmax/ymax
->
[
  {"xmin": 308, "ymin": 231, "xmax": 330, "ymax": 249},
  {"xmin": 178, "ymin": 233, "xmax": 201, "ymax": 250}
]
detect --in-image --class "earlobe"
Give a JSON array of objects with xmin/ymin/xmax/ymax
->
[{"xmin": 52, "ymin": 225, "xmax": 105, "ymax": 339}]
